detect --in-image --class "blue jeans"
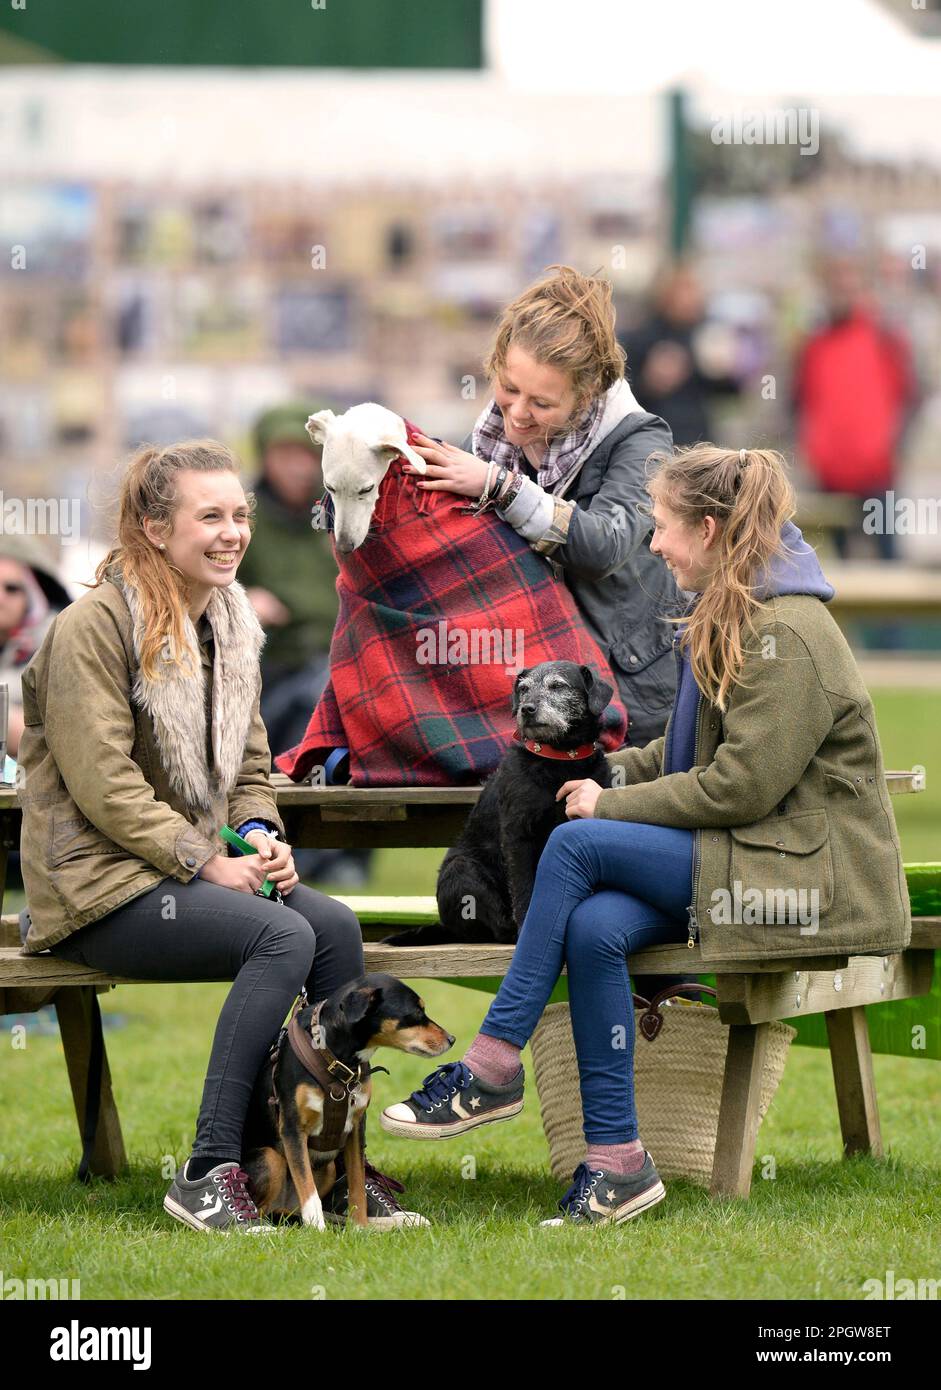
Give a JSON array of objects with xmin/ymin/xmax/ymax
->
[{"xmin": 481, "ymin": 818, "xmax": 695, "ymax": 1144}]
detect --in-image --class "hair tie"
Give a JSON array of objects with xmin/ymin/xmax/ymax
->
[{"xmin": 739, "ymin": 448, "xmax": 748, "ymax": 467}]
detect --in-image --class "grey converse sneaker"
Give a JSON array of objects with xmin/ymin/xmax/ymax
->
[
  {"xmin": 540, "ymin": 1155, "xmax": 666, "ymax": 1227},
  {"xmin": 380, "ymin": 1060, "xmax": 524, "ymax": 1140},
  {"xmin": 163, "ymin": 1161, "xmax": 278, "ymax": 1234},
  {"xmin": 323, "ymin": 1160, "xmax": 430, "ymax": 1230}
]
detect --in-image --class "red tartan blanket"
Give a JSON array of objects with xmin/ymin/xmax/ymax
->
[{"xmin": 276, "ymin": 444, "xmax": 627, "ymax": 787}]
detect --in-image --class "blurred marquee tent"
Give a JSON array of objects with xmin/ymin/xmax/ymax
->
[
  {"xmin": 0, "ymin": 0, "xmax": 483, "ymax": 69},
  {"xmin": 0, "ymin": 0, "xmax": 939, "ymax": 189}
]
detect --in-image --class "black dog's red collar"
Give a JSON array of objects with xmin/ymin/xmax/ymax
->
[{"xmin": 512, "ymin": 731, "xmax": 599, "ymax": 761}]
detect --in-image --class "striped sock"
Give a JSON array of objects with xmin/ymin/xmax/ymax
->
[
  {"xmin": 584, "ymin": 1140, "xmax": 646, "ymax": 1175},
  {"xmin": 464, "ymin": 1033, "xmax": 522, "ymax": 1086}
]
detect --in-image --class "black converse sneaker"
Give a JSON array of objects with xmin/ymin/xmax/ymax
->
[
  {"xmin": 163, "ymin": 1161, "xmax": 278, "ymax": 1234},
  {"xmin": 323, "ymin": 1160, "xmax": 430, "ymax": 1230},
  {"xmin": 380, "ymin": 1060, "xmax": 524, "ymax": 1140},
  {"xmin": 539, "ymin": 1155, "xmax": 666, "ymax": 1227}
]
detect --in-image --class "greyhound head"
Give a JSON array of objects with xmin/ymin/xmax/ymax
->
[{"xmin": 307, "ymin": 403, "xmax": 427, "ymax": 554}]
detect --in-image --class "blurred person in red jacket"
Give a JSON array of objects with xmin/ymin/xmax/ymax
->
[{"xmin": 793, "ymin": 256, "xmax": 917, "ymax": 562}]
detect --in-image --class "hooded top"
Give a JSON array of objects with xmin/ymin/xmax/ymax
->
[
  {"xmin": 0, "ymin": 535, "xmax": 72, "ymax": 708},
  {"xmin": 662, "ymin": 521, "xmax": 835, "ymax": 775}
]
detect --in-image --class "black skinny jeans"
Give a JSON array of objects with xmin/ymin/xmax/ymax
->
[{"xmin": 49, "ymin": 879, "xmax": 364, "ymax": 1160}]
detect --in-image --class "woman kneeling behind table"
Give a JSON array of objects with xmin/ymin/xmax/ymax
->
[
  {"xmin": 18, "ymin": 440, "xmax": 424, "ymax": 1233},
  {"xmin": 380, "ymin": 442, "xmax": 911, "ymax": 1227}
]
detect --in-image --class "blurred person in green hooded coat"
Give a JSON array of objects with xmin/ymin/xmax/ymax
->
[{"xmin": 237, "ymin": 402, "xmax": 371, "ymax": 887}]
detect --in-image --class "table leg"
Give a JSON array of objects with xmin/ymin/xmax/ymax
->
[
  {"xmin": 54, "ymin": 987, "xmax": 127, "ymax": 1179},
  {"xmin": 825, "ymin": 1005, "xmax": 883, "ymax": 1158},
  {"xmin": 710, "ymin": 1021, "xmax": 771, "ymax": 1199}
]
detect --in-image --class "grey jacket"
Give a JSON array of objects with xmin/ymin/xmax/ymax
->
[{"xmin": 463, "ymin": 410, "xmax": 680, "ymax": 744}]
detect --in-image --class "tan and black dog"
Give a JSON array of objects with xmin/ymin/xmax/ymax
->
[{"xmin": 242, "ymin": 973, "xmax": 453, "ymax": 1229}]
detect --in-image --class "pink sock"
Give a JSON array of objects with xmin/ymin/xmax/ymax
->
[
  {"xmin": 464, "ymin": 1033, "xmax": 522, "ymax": 1086},
  {"xmin": 585, "ymin": 1140, "xmax": 646, "ymax": 1175}
]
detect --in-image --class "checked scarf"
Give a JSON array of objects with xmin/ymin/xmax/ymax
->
[
  {"xmin": 275, "ymin": 442, "xmax": 627, "ymax": 787},
  {"xmin": 471, "ymin": 393, "xmax": 606, "ymax": 492}
]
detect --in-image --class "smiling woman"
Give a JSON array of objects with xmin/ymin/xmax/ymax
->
[
  {"xmin": 14, "ymin": 438, "xmax": 397, "ymax": 1233},
  {"xmin": 405, "ymin": 265, "xmax": 681, "ymax": 747}
]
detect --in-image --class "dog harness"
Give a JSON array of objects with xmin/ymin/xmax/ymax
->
[
  {"xmin": 511, "ymin": 731, "xmax": 600, "ymax": 761},
  {"xmin": 269, "ymin": 991, "xmax": 374, "ymax": 1153}
]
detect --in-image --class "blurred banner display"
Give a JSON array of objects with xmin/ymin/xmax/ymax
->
[{"xmin": 0, "ymin": 0, "xmax": 484, "ymax": 68}]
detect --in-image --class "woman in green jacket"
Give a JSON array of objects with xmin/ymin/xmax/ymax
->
[{"xmin": 379, "ymin": 442, "xmax": 912, "ymax": 1226}]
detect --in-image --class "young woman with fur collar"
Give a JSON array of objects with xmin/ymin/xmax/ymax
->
[{"xmin": 18, "ymin": 441, "xmax": 421, "ymax": 1232}]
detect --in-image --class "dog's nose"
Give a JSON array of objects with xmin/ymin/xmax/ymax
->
[{"xmin": 520, "ymin": 704, "xmax": 537, "ymax": 718}]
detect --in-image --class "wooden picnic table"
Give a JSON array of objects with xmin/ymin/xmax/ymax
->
[
  {"xmin": 823, "ymin": 562, "xmax": 941, "ymax": 622},
  {"xmin": 0, "ymin": 768, "xmax": 927, "ymax": 915},
  {"xmin": 0, "ymin": 766, "xmax": 935, "ymax": 1199}
]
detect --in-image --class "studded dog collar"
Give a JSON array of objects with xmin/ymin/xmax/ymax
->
[{"xmin": 512, "ymin": 730, "xmax": 600, "ymax": 761}]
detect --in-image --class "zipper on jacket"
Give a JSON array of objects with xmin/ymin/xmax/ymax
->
[{"xmin": 685, "ymin": 686, "xmax": 707, "ymax": 948}]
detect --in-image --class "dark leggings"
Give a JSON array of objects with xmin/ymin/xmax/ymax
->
[{"xmin": 49, "ymin": 879, "xmax": 364, "ymax": 1159}]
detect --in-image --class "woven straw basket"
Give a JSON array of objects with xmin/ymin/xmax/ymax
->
[{"xmin": 530, "ymin": 993, "xmax": 796, "ymax": 1186}]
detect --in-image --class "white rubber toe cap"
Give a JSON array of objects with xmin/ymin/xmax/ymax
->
[{"xmin": 383, "ymin": 1103, "xmax": 418, "ymax": 1123}]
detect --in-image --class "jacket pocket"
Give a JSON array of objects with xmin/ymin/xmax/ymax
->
[
  {"xmin": 608, "ymin": 632, "xmax": 675, "ymax": 723},
  {"xmin": 48, "ymin": 807, "xmax": 121, "ymax": 868},
  {"xmin": 729, "ymin": 809, "xmax": 834, "ymax": 921},
  {"xmin": 824, "ymin": 771, "xmax": 860, "ymax": 798}
]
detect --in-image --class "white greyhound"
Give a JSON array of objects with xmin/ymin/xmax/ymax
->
[{"xmin": 306, "ymin": 403, "xmax": 428, "ymax": 554}]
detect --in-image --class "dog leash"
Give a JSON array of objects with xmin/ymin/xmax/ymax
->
[{"xmin": 268, "ymin": 990, "xmax": 383, "ymax": 1153}]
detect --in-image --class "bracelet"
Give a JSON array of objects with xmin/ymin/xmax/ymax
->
[
  {"xmin": 478, "ymin": 462, "xmax": 495, "ymax": 507},
  {"xmin": 496, "ymin": 472, "xmax": 525, "ymax": 511},
  {"xmin": 495, "ymin": 468, "xmax": 515, "ymax": 503},
  {"xmin": 490, "ymin": 465, "xmax": 508, "ymax": 500}
]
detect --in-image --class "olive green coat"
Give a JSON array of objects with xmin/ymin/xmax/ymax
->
[
  {"xmin": 18, "ymin": 569, "xmax": 284, "ymax": 954},
  {"xmin": 595, "ymin": 594, "xmax": 911, "ymax": 963}
]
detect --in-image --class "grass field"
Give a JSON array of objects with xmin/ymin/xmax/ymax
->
[{"xmin": 1, "ymin": 690, "xmax": 939, "ymax": 1301}]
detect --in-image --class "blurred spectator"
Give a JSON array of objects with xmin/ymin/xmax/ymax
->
[
  {"xmin": 237, "ymin": 402, "xmax": 371, "ymax": 886},
  {"xmin": 0, "ymin": 535, "xmax": 72, "ymax": 759},
  {"xmin": 621, "ymin": 262, "xmax": 743, "ymax": 446},
  {"xmin": 0, "ymin": 535, "xmax": 71, "ymax": 891},
  {"xmin": 793, "ymin": 256, "xmax": 918, "ymax": 562}
]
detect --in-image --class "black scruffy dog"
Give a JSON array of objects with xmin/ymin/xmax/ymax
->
[{"xmin": 385, "ymin": 661, "xmax": 615, "ymax": 946}]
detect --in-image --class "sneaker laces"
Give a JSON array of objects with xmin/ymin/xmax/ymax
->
[
  {"xmin": 216, "ymin": 1166, "xmax": 261, "ymax": 1222},
  {"xmin": 558, "ymin": 1162, "xmax": 603, "ymax": 1218},
  {"xmin": 409, "ymin": 1060, "xmax": 472, "ymax": 1114},
  {"xmin": 364, "ymin": 1160, "xmax": 405, "ymax": 1210}
]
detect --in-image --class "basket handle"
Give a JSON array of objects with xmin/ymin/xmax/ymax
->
[{"xmin": 632, "ymin": 983, "xmax": 718, "ymax": 1041}]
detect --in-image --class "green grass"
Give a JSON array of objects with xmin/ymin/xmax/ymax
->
[{"xmin": 1, "ymin": 690, "xmax": 939, "ymax": 1300}]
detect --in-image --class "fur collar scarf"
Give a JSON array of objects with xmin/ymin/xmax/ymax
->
[{"xmin": 116, "ymin": 570, "xmax": 265, "ymax": 815}]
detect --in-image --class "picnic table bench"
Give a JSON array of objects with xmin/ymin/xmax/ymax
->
[
  {"xmin": 822, "ymin": 562, "xmax": 941, "ymax": 623},
  {"xmin": 1, "ymin": 770, "xmax": 936, "ymax": 1200}
]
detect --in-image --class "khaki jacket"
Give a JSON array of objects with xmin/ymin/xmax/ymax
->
[
  {"xmin": 18, "ymin": 568, "xmax": 284, "ymax": 953},
  {"xmin": 596, "ymin": 594, "xmax": 911, "ymax": 963}
]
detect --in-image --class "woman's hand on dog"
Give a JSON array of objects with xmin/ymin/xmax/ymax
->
[
  {"xmin": 405, "ymin": 433, "xmax": 493, "ymax": 499},
  {"xmin": 557, "ymin": 778, "xmax": 604, "ymax": 819},
  {"xmin": 243, "ymin": 830, "xmax": 300, "ymax": 896}
]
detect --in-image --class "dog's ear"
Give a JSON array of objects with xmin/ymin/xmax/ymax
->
[
  {"xmin": 370, "ymin": 417, "xmax": 427, "ymax": 474},
  {"xmin": 580, "ymin": 665, "xmax": 614, "ymax": 718},
  {"xmin": 306, "ymin": 410, "xmax": 337, "ymax": 446},
  {"xmin": 510, "ymin": 668, "xmax": 531, "ymax": 714},
  {"xmin": 342, "ymin": 985, "xmax": 380, "ymax": 1026}
]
